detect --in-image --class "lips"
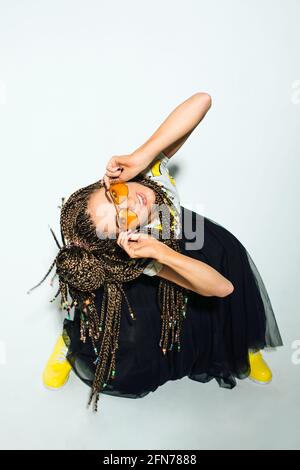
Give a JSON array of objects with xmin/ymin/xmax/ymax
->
[{"xmin": 137, "ymin": 192, "xmax": 147, "ymax": 206}]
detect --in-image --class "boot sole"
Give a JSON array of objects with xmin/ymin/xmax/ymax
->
[
  {"xmin": 248, "ymin": 376, "xmax": 272, "ymax": 385},
  {"xmin": 42, "ymin": 373, "xmax": 71, "ymax": 391}
]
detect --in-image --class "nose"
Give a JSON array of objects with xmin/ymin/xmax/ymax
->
[{"xmin": 118, "ymin": 194, "xmax": 137, "ymax": 212}]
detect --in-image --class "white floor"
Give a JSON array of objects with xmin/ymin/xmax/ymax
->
[
  {"xmin": 1, "ymin": 0, "xmax": 299, "ymax": 450},
  {"xmin": 1, "ymin": 296, "xmax": 299, "ymax": 450}
]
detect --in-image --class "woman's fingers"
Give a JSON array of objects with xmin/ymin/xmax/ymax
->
[
  {"xmin": 107, "ymin": 164, "xmax": 121, "ymax": 172},
  {"xmin": 101, "ymin": 159, "xmax": 123, "ymax": 189},
  {"xmin": 106, "ymin": 159, "xmax": 123, "ymax": 176},
  {"xmin": 117, "ymin": 230, "xmax": 130, "ymax": 247},
  {"xmin": 127, "ymin": 232, "xmax": 141, "ymax": 241},
  {"xmin": 103, "ymin": 174, "xmax": 111, "ymax": 190},
  {"xmin": 106, "ymin": 158, "xmax": 121, "ymax": 171},
  {"xmin": 121, "ymin": 233, "xmax": 133, "ymax": 256},
  {"xmin": 117, "ymin": 230, "xmax": 157, "ymax": 259},
  {"xmin": 105, "ymin": 167, "xmax": 122, "ymax": 178},
  {"xmin": 102, "ymin": 171, "xmax": 123, "ymax": 190},
  {"xmin": 117, "ymin": 230, "xmax": 136, "ymax": 257}
]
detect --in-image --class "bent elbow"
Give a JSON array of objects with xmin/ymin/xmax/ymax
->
[
  {"xmin": 204, "ymin": 92, "xmax": 212, "ymax": 109},
  {"xmin": 194, "ymin": 91, "xmax": 212, "ymax": 109},
  {"xmin": 196, "ymin": 280, "xmax": 234, "ymax": 298},
  {"xmin": 218, "ymin": 281, "xmax": 234, "ymax": 298}
]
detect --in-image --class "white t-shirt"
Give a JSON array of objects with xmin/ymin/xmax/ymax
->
[{"xmin": 139, "ymin": 151, "xmax": 181, "ymax": 276}]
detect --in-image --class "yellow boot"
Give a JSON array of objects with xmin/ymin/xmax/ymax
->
[
  {"xmin": 42, "ymin": 335, "xmax": 72, "ymax": 390},
  {"xmin": 248, "ymin": 351, "xmax": 272, "ymax": 385}
]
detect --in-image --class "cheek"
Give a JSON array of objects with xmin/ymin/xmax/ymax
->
[
  {"xmin": 95, "ymin": 217, "xmax": 118, "ymax": 239},
  {"xmin": 142, "ymin": 186, "xmax": 155, "ymax": 205},
  {"xmin": 131, "ymin": 182, "xmax": 156, "ymax": 216},
  {"xmin": 147, "ymin": 190, "xmax": 156, "ymax": 213}
]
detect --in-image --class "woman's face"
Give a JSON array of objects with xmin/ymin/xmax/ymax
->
[{"xmin": 87, "ymin": 181, "xmax": 156, "ymax": 239}]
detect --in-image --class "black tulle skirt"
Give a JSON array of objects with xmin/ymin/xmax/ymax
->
[{"xmin": 62, "ymin": 206, "xmax": 283, "ymax": 398}]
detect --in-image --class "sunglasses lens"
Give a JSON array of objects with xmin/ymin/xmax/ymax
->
[
  {"xmin": 109, "ymin": 183, "xmax": 139, "ymax": 229},
  {"xmin": 110, "ymin": 183, "xmax": 128, "ymax": 204},
  {"xmin": 118, "ymin": 209, "xmax": 138, "ymax": 229}
]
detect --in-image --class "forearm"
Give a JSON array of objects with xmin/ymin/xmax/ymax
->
[
  {"xmin": 131, "ymin": 92, "xmax": 212, "ymax": 165},
  {"xmin": 156, "ymin": 244, "xmax": 234, "ymax": 298}
]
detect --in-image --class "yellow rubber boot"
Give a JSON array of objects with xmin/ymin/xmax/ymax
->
[
  {"xmin": 248, "ymin": 351, "xmax": 272, "ymax": 385},
  {"xmin": 42, "ymin": 335, "xmax": 72, "ymax": 390}
]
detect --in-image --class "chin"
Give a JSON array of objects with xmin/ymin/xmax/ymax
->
[{"xmin": 132, "ymin": 211, "xmax": 148, "ymax": 229}]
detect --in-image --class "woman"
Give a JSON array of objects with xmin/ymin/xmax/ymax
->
[{"xmin": 30, "ymin": 92, "xmax": 283, "ymax": 412}]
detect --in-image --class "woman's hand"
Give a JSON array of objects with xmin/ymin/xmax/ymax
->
[
  {"xmin": 101, "ymin": 152, "xmax": 151, "ymax": 190},
  {"xmin": 117, "ymin": 230, "xmax": 163, "ymax": 260}
]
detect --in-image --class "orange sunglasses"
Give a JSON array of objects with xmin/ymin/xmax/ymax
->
[{"xmin": 106, "ymin": 182, "xmax": 139, "ymax": 230}]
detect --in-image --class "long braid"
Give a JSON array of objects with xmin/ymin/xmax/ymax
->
[
  {"xmin": 28, "ymin": 173, "xmax": 189, "ymax": 412},
  {"xmin": 133, "ymin": 173, "xmax": 187, "ymax": 354}
]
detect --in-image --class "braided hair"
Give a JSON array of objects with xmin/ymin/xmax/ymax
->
[{"xmin": 28, "ymin": 173, "xmax": 189, "ymax": 412}]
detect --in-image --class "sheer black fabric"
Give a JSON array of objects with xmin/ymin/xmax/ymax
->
[{"xmin": 62, "ymin": 206, "xmax": 283, "ymax": 397}]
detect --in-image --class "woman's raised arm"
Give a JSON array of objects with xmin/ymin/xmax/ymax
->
[
  {"xmin": 132, "ymin": 91, "xmax": 212, "ymax": 161},
  {"xmin": 102, "ymin": 92, "xmax": 212, "ymax": 189}
]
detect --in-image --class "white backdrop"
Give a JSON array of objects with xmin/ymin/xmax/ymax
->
[{"xmin": 0, "ymin": 0, "xmax": 299, "ymax": 450}]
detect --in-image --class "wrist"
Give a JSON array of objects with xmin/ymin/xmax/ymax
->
[
  {"xmin": 155, "ymin": 243, "xmax": 173, "ymax": 265},
  {"xmin": 131, "ymin": 149, "xmax": 152, "ymax": 169},
  {"xmin": 132, "ymin": 143, "xmax": 162, "ymax": 167}
]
